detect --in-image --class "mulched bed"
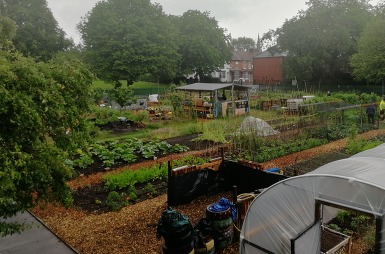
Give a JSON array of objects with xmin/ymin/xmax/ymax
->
[
  {"xmin": 32, "ymin": 129, "xmax": 385, "ymax": 254},
  {"xmin": 72, "ymin": 179, "xmax": 168, "ymax": 214}
]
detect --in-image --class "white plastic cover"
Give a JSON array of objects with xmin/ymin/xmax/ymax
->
[
  {"xmin": 237, "ymin": 116, "xmax": 279, "ymax": 136},
  {"xmin": 240, "ymin": 143, "xmax": 385, "ymax": 253},
  {"xmin": 148, "ymin": 94, "xmax": 158, "ymax": 102}
]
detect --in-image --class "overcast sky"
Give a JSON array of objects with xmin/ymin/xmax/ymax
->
[{"xmin": 46, "ymin": 0, "xmax": 381, "ymax": 45}]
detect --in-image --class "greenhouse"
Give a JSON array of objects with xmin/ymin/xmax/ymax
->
[{"xmin": 240, "ymin": 143, "xmax": 385, "ymax": 253}]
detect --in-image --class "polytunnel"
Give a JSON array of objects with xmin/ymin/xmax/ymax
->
[{"xmin": 240, "ymin": 143, "xmax": 385, "ymax": 254}]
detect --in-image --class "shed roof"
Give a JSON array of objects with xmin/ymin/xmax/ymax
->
[{"xmin": 176, "ymin": 83, "xmax": 250, "ymax": 92}]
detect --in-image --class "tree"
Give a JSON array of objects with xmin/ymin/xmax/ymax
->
[
  {"xmin": 0, "ymin": 0, "xmax": 72, "ymax": 61},
  {"xmin": 231, "ymin": 37, "xmax": 256, "ymax": 51},
  {"xmin": 275, "ymin": 0, "xmax": 372, "ymax": 85},
  {"xmin": 0, "ymin": 16, "xmax": 16, "ymax": 46},
  {"xmin": 350, "ymin": 15, "xmax": 385, "ymax": 87},
  {"xmin": 78, "ymin": 0, "xmax": 180, "ymax": 85},
  {"xmin": 110, "ymin": 86, "xmax": 135, "ymax": 109},
  {"xmin": 175, "ymin": 10, "xmax": 232, "ymax": 80},
  {"xmin": 0, "ymin": 37, "xmax": 93, "ymax": 236}
]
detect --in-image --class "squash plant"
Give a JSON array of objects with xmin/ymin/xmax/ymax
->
[{"xmin": 71, "ymin": 138, "xmax": 189, "ymax": 169}]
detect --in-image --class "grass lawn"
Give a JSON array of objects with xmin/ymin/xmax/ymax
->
[{"xmin": 91, "ymin": 80, "xmax": 172, "ymax": 96}]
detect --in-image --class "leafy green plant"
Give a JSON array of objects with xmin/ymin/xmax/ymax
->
[
  {"xmin": 330, "ymin": 210, "xmax": 373, "ymax": 236},
  {"xmin": 233, "ymin": 133, "xmax": 328, "ymax": 163},
  {"xmin": 123, "ymin": 185, "xmax": 138, "ymax": 203},
  {"xmin": 82, "ymin": 138, "xmax": 189, "ymax": 168},
  {"xmin": 73, "ymin": 154, "xmax": 94, "ymax": 169},
  {"xmin": 106, "ymin": 191, "xmax": 125, "ymax": 211},
  {"xmin": 104, "ymin": 163, "xmax": 168, "ymax": 191},
  {"xmin": 168, "ymin": 144, "xmax": 190, "ymax": 153},
  {"xmin": 327, "ymin": 223, "xmax": 341, "ymax": 232},
  {"xmin": 103, "ymin": 156, "xmax": 210, "ymax": 191},
  {"xmin": 363, "ymin": 224, "xmax": 375, "ymax": 253},
  {"xmin": 345, "ymin": 138, "xmax": 383, "ymax": 155},
  {"xmin": 144, "ymin": 183, "xmax": 157, "ymax": 198}
]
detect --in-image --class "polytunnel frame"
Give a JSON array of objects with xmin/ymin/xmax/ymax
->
[
  {"xmin": 240, "ymin": 153, "xmax": 385, "ymax": 254},
  {"xmin": 241, "ymin": 175, "xmax": 385, "ymax": 254}
]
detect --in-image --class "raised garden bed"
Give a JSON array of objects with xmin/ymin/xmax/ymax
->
[{"xmin": 321, "ymin": 226, "xmax": 351, "ymax": 253}]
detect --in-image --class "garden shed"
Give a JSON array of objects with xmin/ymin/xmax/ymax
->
[
  {"xmin": 240, "ymin": 143, "xmax": 385, "ymax": 253},
  {"xmin": 176, "ymin": 83, "xmax": 250, "ymax": 118}
]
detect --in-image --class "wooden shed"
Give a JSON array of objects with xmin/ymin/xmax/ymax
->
[{"xmin": 176, "ymin": 83, "xmax": 250, "ymax": 118}]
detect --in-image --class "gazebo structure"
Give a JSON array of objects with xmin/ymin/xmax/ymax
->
[
  {"xmin": 241, "ymin": 143, "xmax": 385, "ymax": 253},
  {"xmin": 176, "ymin": 83, "xmax": 250, "ymax": 118}
]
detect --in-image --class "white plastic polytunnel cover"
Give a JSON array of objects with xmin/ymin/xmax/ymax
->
[
  {"xmin": 240, "ymin": 143, "xmax": 385, "ymax": 254},
  {"xmin": 237, "ymin": 116, "xmax": 279, "ymax": 137}
]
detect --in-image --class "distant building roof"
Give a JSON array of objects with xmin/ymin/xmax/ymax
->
[
  {"xmin": 254, "ymin": 49, "xmax": 288, "ymax": 58},
  {"xmin": 176, "ymin": 83, "xmax": 250, "ymax": 92},
  {"xmin": 232, "ymin": 51, "xmax": 255, "ymax": 61}
]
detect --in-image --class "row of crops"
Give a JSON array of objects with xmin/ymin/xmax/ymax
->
[{"xmin": 68, "ymin": 138, "xmax": 190, "ymax": 170}]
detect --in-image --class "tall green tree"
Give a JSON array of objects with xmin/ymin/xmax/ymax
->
[
  {"xmin": 0, "ymin": 30, "xmax": 93, "ymax": 235},
  {"xmin": 0, "ymin": 0, "xmax": 72, "ymax": 61},
  {"xmin": 0, "ymin": 16, "xmax": 16, "ymax": 46},
  {"xmin": 350, "ymin": 15, "xmax": 385, "ymax": 87},
  {"xmin": 175, "ymin": 10, "xmax": 232, "ymax": 80},
  {"xmin": 231, "ymin": 37, "xmax": 256, "ymax": 51},
  {"xmin": 275, "ymin": 0, "xmax": 372, "ymax": 85},
  {"xmin": 78, "ymin": 0, "xmax": 180, "ymax": 86}
]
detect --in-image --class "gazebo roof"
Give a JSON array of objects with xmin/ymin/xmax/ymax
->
[{"xmin": 176, "ymin": 83, "xmax": 250, "ymax": 92}]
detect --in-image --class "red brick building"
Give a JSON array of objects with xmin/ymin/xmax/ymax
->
[
  {"xmin": 230, "ymin": 51, "xmax": 255, "ymax": 83},
  {"xmin": 253, "ymin": 50, "xmax": 287, "ymax": 85}
]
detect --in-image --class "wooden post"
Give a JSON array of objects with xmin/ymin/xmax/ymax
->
[
  {"xmin": 232, "ymin": 185, "xmax": 239, "ymax": 232},
  {"xmin": 221, "ymin": 147, "xmax": 224, "ymax": 161},
  {"xmin": 314, "ymin": 201, "xmax": 321, "ymax": 222},
  {"xmin": 167, "ymin": 160, "xmax": 172, "ymax": 208},
  {"xmin": 375, "ymin": 216, "xmax": 382, "ymax": 254},
  {"xmin": 347, "ymin": 236, "xmax": 352, "ymax": 254},
  {"xmin": 232, "ymin": 185, "xmax": 238, "ymax": 206}
]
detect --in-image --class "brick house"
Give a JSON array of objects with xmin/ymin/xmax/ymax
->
[
  {"xmin": 253, "ymin": 50, "xmax": 287, "ymax": 85},
  {"xmin": 230, "ymin": 51, "xmax": 255, "ymax": 83}
]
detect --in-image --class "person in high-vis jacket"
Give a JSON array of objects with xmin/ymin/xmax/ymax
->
[{"xmin": 380, "ymin": 97, "xmax": 385, "ymax": 121}]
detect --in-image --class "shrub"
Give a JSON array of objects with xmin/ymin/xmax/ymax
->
[
  {"xmin": 106, "ymin": 191, "xmax": 125, "ymax": 211},
  {"xmin": 345, "ymin": 138, "xmax": 383, "ymax": 155}
]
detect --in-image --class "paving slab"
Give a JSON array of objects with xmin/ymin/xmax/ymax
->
[{"xmin": 0, "ymin": 212, "xmax": 78, "ymax": 254}]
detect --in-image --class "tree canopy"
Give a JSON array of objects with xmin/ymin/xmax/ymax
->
[
  {"xmin": 231, "ymin": 37, "xmax": 256, "ymax": 51},
  {"xmin": 350, "ymin": 14, "xmax": 385, "ymax": 85},
  {"xmin": 273, "ymin": 0, "xmax": 373, "ymax": 85},
  {"xmin": 175, "ymin": 10, "xmax": 232, "ymax": 80},
  {"xmin": 0, "ymin": 0, "xmax": 72, "ymax": 61},
  {"xmin": 78, "ymin": 1, "xmax": 231, "ymax": 84},
  {"xmin": 78, "ymin": 0, "xmax": 180, "ymax": 85},
  {"xmin": 0, "ymin": 30, "xmax": 93, "ymax": 235}
]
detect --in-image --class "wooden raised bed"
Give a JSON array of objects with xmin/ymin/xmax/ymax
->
[{"xmin": 321, "ymin": 226, "xmax": 352, "ymax": 254}]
